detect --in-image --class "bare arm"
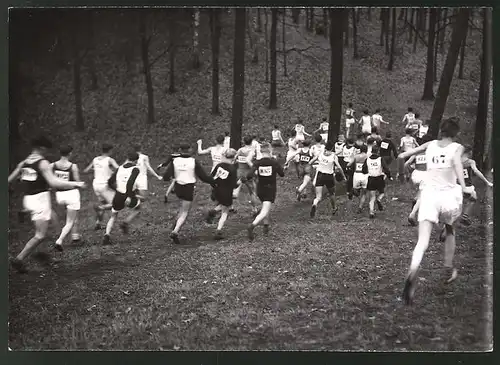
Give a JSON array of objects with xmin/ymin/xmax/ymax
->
[
  {"xmin": 8, "ymin": 162, "xmax": 24, "ymax": 183},
  {"xmin": 72, "ymin": 164, "xmax": 81, "ymax": 182},
  {"xmin": 197, "ymin": 140, "xmax": 211, "ymax": 155},
  {"xmin": 404, "ymin": 155, "xmax": 416, "ymax": 168},
  {"xmin": 470, "ymin": 160, "xmax": 493, "ymax": 186},
  {"xmin": 109, "ymin": 158, "xmax": 119, "ymax": 170},
  {"xmin": 39, "ymin": 160, "xmax": 84, "ymax": 190},
  {"xmin": 285, "ymin": 150, "xmax": 300, "ymax": 165},
  {"xmin": 334, "ymin": 158, "xmax": 346, "ymax": 179},
  {"xmin": 398, "ymin": 141, "xmax": 432, "ymax": 160},
  {"xmin": 83, "ymin": 161, "xmax": 94, "ymax": 173},
  {"xmin": 452, "ymin": 146, "xmax": 474, "ymax": 197},
  {"xmin": 144, "ymin": 156, "xmax": 162, "ymax": 180}
]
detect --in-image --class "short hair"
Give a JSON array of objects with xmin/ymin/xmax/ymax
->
[
  {"xmin": 133, "ymin": 144, "xmax": 141, "ymax": 152},
  {"xmin": 372, "ymin": 145, "xmax": 380, "ymax": 154},
  {"xmin": 179, "ymin": 143, "xmax": 191, "ymax": 152},
  {"xmin": 375, "ymin": 108, "xmax": 381, "ymax": 113},
  {"xmin": 260, "ymin": 142, "xmax": 272, "ymax": 154},
  {"xmin": 59, "ymin": 145, "xmax": 73, "ymax": 157},
  {"xmin": 421, "ymin": 134, "xmax": 434, "ymax": 144},
  {"xmin": 356, "ymin": 133, "xmax": 364, "ymax": 140},
  {"xmin": 385, "ymin": 131, "xmax": 392, "ymax": 138},
  {"xmin": 348, "ymin": 102, "xmax": 353, "ymax": 107},
  {"xmin": 243, "ymin": 135, "xmax": 253, "ymax": 145},
  {"xmin": 273, "ymin": 125, "xmax": 279, "ymax": 129},
  {"xmin": 225, "ymin": 131, "xmax": 230, "ymax": 136},
  {"xmin": 360, "ymin": 144, "xmax": 368, "ymax": 153},
  {"xmin": 224, "ymin": 148, "xmax": 237, "ymax": 159},
  {"xmin": 363, "ymin": 109, "xmax": 369, "ymax": 114},
  {"xmin": 102, "ymin": 143, "xmax": 113, "ymax": 153},
  {"xmin": 346, "ymin": 138, "xmax": 354, "ymax": 145},
  {"xmin": 325, "ymin": 141, "xmax": 334, "ymax": 151},
  {"xmin": 314, "ymin": 134, "xmax": 323, "ymax": 142},
  {"xmin": 302, "ymin": 139, "xmax": 311, "ymax": 147},
  {"xmin": 259, "ymin": 136, "xmax": 266, "ymax": 142},
  {"xmin": 440, "ymin": 118, "xmax": 460, "ymax": 138},
  {"xmin": 216, "ymin": 135, "xmax": 225, "ymax": 144},
  {"xmin": 371, "ymin": 126, "xmax": 378, "ymax": 134},
  {"xmin": 127, "ymin": 151, "xmax": 139, "ymax": 161},
  {"xmin": 322, "ymin": 117, "xmax": 327, "ymax": 122},
  {"xmin": 338, "ymin": 133, "xmax": 345, "ymax": 139},
  {"xmin": 405, "ymin": 128, "xmax": 413, "ymax": 135},
  {"xmin": 415, "ymin": 112, "xmax": 420, "ymax": 118},
  {"xmin": 463, "ymin": 145, "xmax": 472, "ymax": 154},
  {"xmin": 31, "ymin": 135, "xmax": 53, "ymax": 149},
  {"xmin": 408, "ymin": 107, "xmax": 413, "ymax": 112},
  {"xmin": 366, "ymin": 137, "xmax": 375, "ymax": 145}
]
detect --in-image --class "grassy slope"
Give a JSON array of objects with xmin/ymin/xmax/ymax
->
[{"xmin": 8, "ymin": 10, "xmax": 493, "ymax": 350}]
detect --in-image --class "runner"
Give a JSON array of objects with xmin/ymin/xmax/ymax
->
[
  {"xmin": 371, "ymin": 109, "xmax": 389, "ymax": 130},
  {"xmin": 366, "ymin": 137, "xmax": 375, "ymax": 157},
  {"xmin": 246, "ymin": 143, "xmax": 285, "ymax": 241},
  {"xmin": 309, "ymin": 141, "xmax": 346, "ymax": 218},
  {"xmin": 233, "ymin": 136, "xmax": 259, "ymax": 215},
  {"xmin": 369, "ymin": 127, "xmax": 383, "ymax": 146},
  {"xmin": 271, "ymin": 125, "xmax": 285, "ymax": 148},
  {"xmin": 8, "ymin": 136, "xmax": 86, "ymax": 273},
  {"xmin": 314, "ymin": 117, "xmax": 330, "ymax": 143},
  {"xmin": 354, "ymin": 133, "xmax": 366, "ymax": 154},
  {"xmin": 359, "ymin": 110, "xmax": 372, "ymax": 136},
  {"xmin": 50, "ymin": 145, "xmax": 82, "ymax": 251},
  {"xmin": 345, "ymin": 103, "xmax": 356, "ymax": 137},
  {"xmin": 83, "ymin": 143, "xmax": 119, "ymax": 230},
  {"xmin": 103, "ymin": 151, "xmax": 143, "ymax": 245},
  {"xmin": 379, "ymin": 131, "xmax": 398, "ymax": 180},
  {"xmin": 406, "ymin": 112, "xmax": 422, "ymax": 137},
  {"xmin": 294, "ymin": 119, "xmax": 311, "ymax": 142},
  {"xmin": 334, "ymin": 134, "xmax": 346, "ymax": 158},
  {"xmin": 401, "ymin": 107, "xmax": 416, "ymax": 126},
  {"xmin": 162, "ymin": 143, "xmax": 217, "ymax": 244},
  {"xmin": 398, "ymin": 117, "xmax": 475, "ymax": 305},
  {"xmin": 417, "ymin": 119, "xmax": 430, "ymax": 144},
  {"xmin": 399, "ymin": 128, "xmax": 420, "ymax": 181},
  {"xmin": 197, "ymin": 135, "xmax": 227, "ymax": 172},
  {"xmin": 134, "ymin": 144, "xmax": 163, "ymax": 200},
  {"xmin": 285, "ymin": 130, "xmax": 301, "ymax": 179},
  {"xmin": 285, "ymin": 139, "xmax": 314, "ymax": 201},
  {"xmin": 348, "ymin": 144, "xmax": 369, "ymax": 213},
  {"xmin": 157, "ymin": 146, "xmax": 182, "ymax": 203},
  {"xmin": 341, "ymin": 138, "xmax": 356, "ymax": 199},
  {"xmin": 363, "ymin": 144, "xmax": 391, "ymax": 219},
  {"xmin": 223, "ymin": 131, "xmax": 231, "ymax": 150},
  {"xmin": 206, "ymin": 149, "xmax": 240, "ymax": 240}
]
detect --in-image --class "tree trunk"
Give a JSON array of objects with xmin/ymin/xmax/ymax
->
[
  {"xmin": 439, "ymin": 8, "xmax": 448, "ymax": 54},
  {"xmin": 356, "ymin": 8, "xmax": 361, "ymax": 23},
  {"xmin": 140, "ymin": 15, "xmax": 154, "ymax": 124},
  {"xmin": 86, "ymin": 11, "xmax": 98, "ymax": 90},
  {"xmin": 428, "ymin": 9, "xmax": 470, "ymax": 138},
  {"xmin": 398, "ymin": 8, "xmax": 405, "ymax": 20},
  {"xmin": 473, "ymin": 8, "xmax": 492, "ymax": 169},
  {"xmin": 434, "ymin": 8, "xmax": 441, "ymax": 81},
  {"xmin": 257, "ymin": 8, "xmax": 262, "ymax": 32},
  {"xmin": 269, "ymin": 8, "xmax": 278, "ymax": 109},
  {"xmin": 248, "ymin": 9, "xmax": 258, "ymax": 64},
  {"xmin": 323, "ymin": 8, "xmax": 328, "ymax": 38},
  {"xmin": 385, "ymin": 9, "xmax": 390, "ymax": 55},
  {"xmin": 292, "ymin": 8, "xmax": 300, "ymax": 24},
  {"xmin": 264, "ymin": 9, "xmax": 269, "ymax": 83},
  {"xmin": 367, "ymin": 7, "xmax": 372, "ymax": 21},
  {"xmin": 9, "ymin": 20, "xmax": 20, "ymax": 140},
  {"xmin": 469, "ymin": 9, "xmax": 474, "ymax": 36},
  {"xmin": 413, "ymin": 9, "xmax": 420, "ymax": 53},
  {"xmin": 379, "ymin": 8, "xmax": 386, "ymax": 46},
  {"xmin": 230, "ymin": 8, "xmax": 246, "ymax": 150},
  {"xmin": 328, "ymin": 8, "xmax": 345, "ymax": 141},
  {"xmin": 388, "ymin": 7, "xmax": 397, "ymax": 71},
  {"xmin": 305, "ymin": 8, "xmax": 310, "ymax": 30},
  {"xmin": 458, "ymin": 30, "xmax": 466, "ymax": 79},
  {"xmin": 422, "ymin": 8, "xmax": 437, "ymax": 100},
  {"xmin": 72, "ymin": 26, "xmax": 84, "ymax": 131},
  {"xmin": 282, "ymin": 9, "xmax": 287, "ymax": 76},
  {"xmin": 168, "ymin": 16, "xmax": 176, "ymax": 94},
  {"xmin": 344, "ymin": 11, "xmax": 349, "ymax": 47},
  {"xmin": 408, "ymin": 9, "xmax": 415, "ymax": 43},
  {"xmin": 404, "ymin": 8, "xmax": 408, "ymax": 26},
  {"xmin": 352, "ymin": 9, "xmax": 358, "ymax": 59},
  {"xmin": 192, "ymin": 9, "xmax": 201, "ymax": 69},
  {"xmin": 210, "ymin": 9, "xmax": 221, "ymax": 114},
  {"xmin": 421, "ymin": 8, "xmax": 427, "ymax": 39},
  {"xmin": 310, "ymin": 8, "xmax": 315, "ymax": 32}
]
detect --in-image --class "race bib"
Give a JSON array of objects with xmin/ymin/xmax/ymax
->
[
  {"xmin": 300, "ymin": 155, "xmax": 311, "ymax": 162},
  {"xmin": 355, "ymin": 163, "xmax": 363, "ymax": 172},
  {"xmin": 410, "ymin": 124, "xmax": 419, "ymax": 129},
  {"xmin": 214, "ymin": 167, "xmax": 229, "ymax": 180},
  {"xmin": 380, "ymin": 142, "xmax": 389, "ymax": 149},
  {"xmin": 21, "ymin": 167, "xmax": 37, "ymax": 181},
  {"xmin": 55, "ymin": 170, "xmax": 70, "ymax": 181},
  {"xmin": 416, "ymin": 155, "xmax": 426, "ymax": 164},
  {"xmin": 237, "ymin": 156, "xmax": 248, "ymax": 163},
  {"xmin": 258, "ymin": 166, "xmax": 272, "ymax": 177},
  {"xmin": 463, "ymin": 169, "xmax": 469, "ymax": 179},
  {"xmin": 176, "ymin": 161, "xmax": 189, "ymax": 171},
  {"xmin": 212, "ymin": 154, "xmax": 221, "ymax": 162},
  {"xmin": 429, "ymin": 154, "xmax": 449, "ymax": 168}
]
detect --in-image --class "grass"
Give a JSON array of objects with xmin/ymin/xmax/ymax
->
[{"xmin": 8, "ymin": 9, "xmax": 493, "ymax": 350}]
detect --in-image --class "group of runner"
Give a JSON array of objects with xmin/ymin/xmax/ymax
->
[{"xmin": 8, "ymin": 106, "xmax": 493, "ymax": 305}]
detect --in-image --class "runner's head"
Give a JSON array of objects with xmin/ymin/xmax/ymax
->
[
  {"xmin": 325, "ymin": 141, "xmax": 334, "ymax": 152},
  {"xmin": 259, "ymin": 136, "xmax": 266, "ymax": 143},
  {"xmin": 375, "ymin": 108, "xmax": 381, "ymax": 113},
  {"xmin": 223, "ymin": 148, "xmax": 237, "ymax": 162},
  {"xmin": 405, "ymin": 128, "xmax": 413, "ymax": 136},
  {"xmin": 408, "ymin": 107, "xmax": 413, "ymax": 113},
  {"xmin": 102, "ymin": 143, "xmax": 113, "ymax": 155},
  {"xmin": 462, "ymin": 145, "xmax": 472, "ymax": 159},
  {"xmin": 363, "ymin": 109, "xmax": 369, "ymax": 115},
  {"xmin": 348, "ymin": 102, "xmax": 353, "ymax": 108},
  {"xmin": 243, "ymin": 135, "xmax": 253, "ymax": 146},
  {"xmin": 31, "ymin": 135, "xmax": 53, "ymax": 155},
  {"xmin": 260, "ymin": 142, "xmax": 272, "ymax": 156},
  {"xmin": 356, "ymin": 133, "xmax": 364, "ymax": 145},
  {"xmin": 216, "ymin": 135, "xmax": 225, "ymax": 145},
  {"xmin": 337, "ymin": 134, "xmax": 345, "ymax": 143},
  {"xmin": 371, "ymin": 145, "xmax": 380, "ymax": 156},
  {"xmin": 273, "ymin": 125, "xmax": 279, "ymax": 130},
  {"xmin": 314, "ymin": 134, "xmax": 323, "ymax": 143},
  {"xmin": 127, "ymin": 151, "xmax": 139, "ymax": 163},
  {"xmin": 59, "ymin": 145, "xmax": 73, "ymax": 158},
  {"xmin": 133, "ymin": 144, "xmax": 141, "ymax": 153},
  {"xmin": 359, "ymin": 144, "xmax": 368, "ymax": 154},
  {"xmin": 366, "ymin": 137, "xmax": 375, "ymax": 146},
  {"xmin": 301, "ymin": 140, "xmax": 311, "ymax": 148},
  {"xmin": 415, "ymin": 112, "xmax": 420, "ymax": 119},
  {"xmin": 322, "ymin": 117, "xmax": 328, "ymax": 122},
  {"xmin": 346, "ymin": 138, "xmax": 354, "ymax": 146},
  {"xmin": 385, "ymin": 131, "xmax": 392, "ymax": 139},
  {"xmin": 179, "ymin": 143, "xmax": 191, "ymax": 154},
  {"xmin": 225, "ymin": 131, "xmax": 230, "ymax": 137},
  {"xmin": 439, "ymin": 117, "xmax": 460, "ymax": 139}
]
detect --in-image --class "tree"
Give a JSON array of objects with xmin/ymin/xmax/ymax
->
[
  {"xmin": 139, "ymin": 13, "xmax": 155, "ymax": 124},
  {"xmin": 168, "ymin": 14, "xmax": 177, "ymax": 94},
  {"xmin": 328, "ymin": 8, "xmax": 345, "ymax": 141},
  {"xmin": 291, "ymin": 8, "xmax": 300, "ymax": 24},
  {"xmin": 384, "ymin": 9, "xmax": 390, "ymax": 55},
  {"xmin": 422, "ymin": 8, "xmax": 438, "ymax": 100},
  {"xmin": 379, "ymin": 8, "xmax": 386, "ymax": 46},
  {"xmin": 86, "ymin": 11, "xmax": 98, "ymax": 90},
  {"xmin": 264, "ymin": 9, "xmax": 269, "ymax": 83},
  {"xmin": 408, "ymin": 9, "xmax": 415, "ymax": 44},
  {"xmin": 269, "ymin": 8, "xmax": 278, "ymax": 109},
  {"xmin": 473, "ymin": 8, "xmax": 492, "ymax": 169},
  {"xmin": 210, "ymin": 9, "xmax": 221, "ymax": 114},
  {"xmin": 282, "ymin": 8, "xmax": 287, "ymax": 76},
  {"xmin": 352, "ymin": 9, "xmax": 359, "ymax": 59},
  {"xmin": 248, "ymin": 8, "xmax": 258, "ymax": 64},
  {"xmin": 257, "ymin": 8, "xmax": 262, "ymax": 32},
  {"xmin": 9, "ymin": 10, "xmax": 20, "ymax": 140},
  {"xmin": 71, "ymin": 18, "xmax": 84, "ymax": 131},
  {"xmin": 412, "ymin": 9, "xmax": 421, "ymax": 53},
  {"xmin": 344, "ymin": 11, "xmax": 349, "ymax": 47},
  {"xmin": 387, "ymin": 8, "xmax": 396, "ymax": 71},
  {"xmin": 230, "ymin": 8, "xmax": 246, "ymax": 150},
  {"xmin": 439, "ymin": 8, "xmax": 448, "ymax": 54},
  {"xmin": 192, "ymin": 9, "xmax": 201, "ymax": 69},
  {"xmin": 428, "ymin": 8, "xmax": 470, "ymax": 138},
  {"xmin": 458, "ymin": 15, "xmax": 468, "ymax": 79},
  {"xmin": 323, "ymin": 8, "xmax": 328, "ymax": 38}
]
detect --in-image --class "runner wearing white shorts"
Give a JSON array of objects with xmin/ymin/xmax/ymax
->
[
  {"xmin": 135, "ymin": 146, "xmax": 163, "ymax": 197},
  {"xmin": 349, "ymin": 144, "xmax": 369, "ymax": 213},
  {"xmin": 398, "ymin": 118, "xmax": 475, "ymax": 305}
]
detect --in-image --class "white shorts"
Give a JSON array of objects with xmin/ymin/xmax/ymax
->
[
  {"xmin": 287, "ymin": 151, "xmax": 300, "ymax": 163},
  {"xmin": 352, "ymin": 172, "xmax": 368, "ymax": 190},
  {"xmin": 345, "ymin": 119, "xmax": 355, "ymax": 129},
  {"xmin": 295, "ymin": 135, "xmax": 305, "ymax": 142},
  {"xmin": 23, "ymin": 191, "xmax": 52, "ymax": 222},
  {"xmin": 411, "ymin": 170, "xmax": 427, "ymax": 188},
  {"xmin": 320, "ymin": 133, "xmax": 328, "ymax": 142},
  {"xmin": 93, "ymin": 181, "xmax": 115, "ymax": 204},
  {"xmin": 418, "ymin": 185, "xmax": 463, "ymax": 225},
  {"xmin": 55, "ymin": 189, "xmax": 81, "ymax": 211},
  {"xmin": 136, "ymin": 175, "xmax": 148, "ymax": 191},
  {"xmin": 362, "ymin": 125, "xmax": 372, "ymax": 134}
]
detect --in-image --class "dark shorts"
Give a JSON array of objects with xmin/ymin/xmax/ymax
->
[
  {"xmin": 315, "ymin": 172, "xmax": 335, "ymax": 191},
  {"xmin": 271, "ymin": 141, "xmax": 283, "ymax": 148},
  {"xmin": 257, "ymin": 184, "xmax": 277, "ymax": 203},
  {"xmin": 212, "ymin": 187, "xmax": 233, "ymax": 207},
  {"xmin": 367, "ymin": 176, "xmax": 385, "ymax": 193},
  {"xmin": 174, "ymin": 182, "xmax": 195, "ymax": 202},
  {"xmin": 381, "ymin": 155, "xmax": 393, "ymax": 166},
  {"xmin": 298, "ymin": 163, "xmax": 312, "ymax": 177},
  {"xmin": 112, "ymin": 192, "xmax": 140, "ymax": 212},
  {"xmin": 237, "ymin": 167, "xmax": 253, "ymax": 181}
]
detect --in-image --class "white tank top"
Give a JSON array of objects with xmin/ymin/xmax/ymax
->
[
  {"xmin": 237, "ymin": 146, "xmax": 253, "ymax": 165},
  {"xmin": 288, "ymin": 138, "xmax": 297, "ymax": 152},
  {"xmin": 223, "ymin": 136, "xmax": 230, "ymax": 149},
  {"xmin": 252, "ymin": 142, "xmax": 262, "ymax": 160},
  {"xmin": 425, "ymin": 141, "xmax": 461, "ymax": 189},
  {"xmin": 272, "ymin": 130, "xmax": 280, "ymax": 140},
  {"xmin": 320, "ymin": 122, "xmax": 329, "ymax": 132},
  {"xmin": 405, "ymin": 113, "xmax": 415, "ymax": 123},
  {"xmin": 137, "ymin": 153, "xmax": 148, "ymax": 177},
  {"xmin": 419, "ymin": 125, "xmax": 429, "ymax": 138},
  {"xmin": 295, "ymin": 124, "xmax": 305, "ymax": 139},
  {"xmin": 367, "ymin": 157, "xmax": 383, "ymax": 177},
  {"xmin": 372, "ymin": 114, "xmax": 382, "ymax": 125},
  {"xmin": 210, "ymin": 145, "xmax": 226, "ymax": 171},
  {"xmin": 401, "ymin": 136, "xmax": 416, "ymax": 152},
  {"xmin": 334, "ymin": 142, "xmax": 345, "ymax": 156},
  {"xmin": 116, "ymin": 165, "xmax": 138, "ymax": 194},
  {"xmin": 317, "ymin": 152, "xmax": 337, "ymax": 174},
  {"xmin": 93, "ymin": 156, "xmax": 113, "ymax": 184},
  {"xmin": 361, "ymin": 116, "xmax": 371, "ymax": 129},
  {"xmin": 342, "ymin": 146, "xmax": 355, "ymax": 162},
  {"xmin": 173, "ymin": 157, "xmax": 197, "ymax": 185}
]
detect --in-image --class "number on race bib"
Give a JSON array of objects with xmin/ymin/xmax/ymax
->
[
  {"xmin": 21, "ymin": 167, "xmax": 37, "ymax": 181},
  {"xmin": 463, "ymin": 169, "xmax": 469, "ymax": 179},
  {"xmin": 214, "ymin": 167, "xmax": 229, "ymax": 180},
  {"xmin": 237, "ymin": 156, "xmax": 248, "ymax": 163},
  {"xmin": 258, "ymin": 166, "xmax": 272, "ymax": 177},
  {"xmin": 416, "ymin": 155, "xmax": 426, "ymax": 164},
  {"xmin": 300, "ymin": 155, "xmax": 310, "ymax": 162},
  {"xmin": 55, "ymin": 170, "xmax": 70, "ymax": 181},
  {"xmin": 356, "ymin": 163, "xmax": 363, "ymax": 172},
  {"xmin": 431, "ymin": 155, "xmax": 446, "ymax": 165},
  {"xmin": 380, "ymin": 142, "xmax": 389, "ymax": 149}
]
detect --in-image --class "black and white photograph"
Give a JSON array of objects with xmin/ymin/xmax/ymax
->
[{"xmin": 8, "ymin": 6, "xmax": 493, "ymax": 351}]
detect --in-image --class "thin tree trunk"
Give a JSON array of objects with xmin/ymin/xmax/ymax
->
[
  {"xmin": 210, "ymin": 9, "xmax": 220, "ymax": 114},
  {"xmin": 469, "ymin": 9, "xmax": 474, "ymax": 36},
  {"xmin": 408, "ymin": 8, "xmax": 415, "ymax": 44},
  {"xmin": 140, "ymin": 16, "xmax": 154, "ymax": 124},
  {"xmin": 380, "ymin": 8, "xmax": 386, "ymax": 46},
  {"xmin": 257, "ymin": 8, "xmax": 262, "ymax": 32},
  {"xmin": 398, "ymin": 8, "xmax": 405, "ymax": 20},
  {"xmin": 422, "ymin": 8, "xmax": 437, "ymax": 100},
  {"xmin": 413, "ymin": 8, "xmax": 420, "ymax": 53},
  {"xmin": 310, "ymin": 7, "xmax": 315, "ymax": 32},
  {"xmin": 356, "ymin": 8, "xmax": 361, "ymax": 23},
  {"xmin": 192, "ymin": 9, "xmax": 201, "ymax": 69},
  {"xmin": 388, "ymin": 8, "xmax": 397, "ymax": 71},
  {"xmin": 168, "ymin": 16, "xmax": 176, "ymax": 93},
  {"xmin": 439, "ymin": 8, "xmax": 448, "ymax": 54},
  {"xmin": 344, "ymin": 10, "xmax": 349, "ymax": 47},
  {"xmin": 87, "ymin": 11, "xmax": 98, "ymax": 90},
  {"xmin": 458, "ymin": 31, "xmax": 467, "ymax": 79},
  {"xmin": 305, "ymin": 8, "xmax": 310, "ymax": 30},
  {"xmin": 404, "ymin": 8, "xmax": 408, "ymax": 26},
  {"xmin": 72, "ymin": 26, "xmax": 84, "ymax": 131},
  {"xmin": 328, "ymin": 8, "xmax": 345, "ymax": 140},
  {"xmin": 247, "ymin": 9, "xmax": 258, "ymax": 64},
  {"xmin": 352, "ymin": 9, "xmax": 359, "ymax": 59},
  {"xmin": 269, "ymin": 8, "xmax": 278, "ymax": 109},
  {"xmin": 367, "ymin": 7, "xmax": 372, "ymax": 21},
  {"xmin": 282, "ymin": 8, "xmax": 287, "ymax": 76},
  {"xmin": 421, "ymin": 8, "xmax": 427, "ymax": 41},
  {"xmin": 473, "ymin": 8, "xmax": 492, "ymax": 168},
  {"xmin": 428, "ymin": 9, "xmax": 471, "ymax": 138},
  {"xmin": 292, "ymin": 8, "xmax": 300, "ymax": 24},
  {"xmin": 323, "ymin": 8, "xmax": 328, "ymax": 38},
  {"xmin": 264, "ymin": 9, "xmax": 269, "ymax": 83},
  {"xmin": 434, "ymin": 8, "xmax": 441, "ymax": 81},
  {"xmin": 385, "ymin": 9, "xmax": 390, "ymax": 55},
  {"xmin": 9, "ymin": 15, "xmax": 20, "ymax": 140},
  {"xmin": 230, "ymin": 8, "xmax": 246, "ymax": 150}
]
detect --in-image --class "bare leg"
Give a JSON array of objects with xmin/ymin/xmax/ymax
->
[
  {"xmin": 105, "ymin": 211, "xmax": 118, "ymax": 236},
  {"xmin": 217, "ymin": 205, "xmax": 229, "ymax": 231},
  {"xmin": 298, "ymin": 175, "xmax": 311, "ymax": 194},
  {"xmin": 16, "ymin": 220, "xmax": 49, "ymax": 261},
  {"xmin": 173, "ymin": 201, "xmax": 192, "ymax": 234},
  {"xmin": 56, "ymin": 209, "xmax": 78, "ymax": 246},
  {"xmin": 369, "ymin": 190, "xmax": 376, "ymax": 216}
]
